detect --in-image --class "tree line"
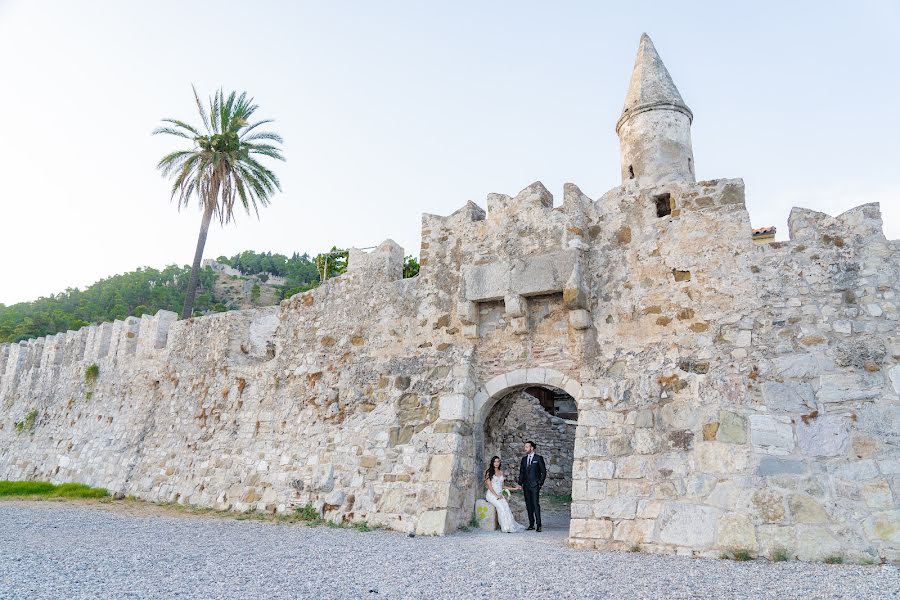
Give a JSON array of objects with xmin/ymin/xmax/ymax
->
[{"xmin": 0, "ymin": 250, "xmax": 420, "ymax": 343}]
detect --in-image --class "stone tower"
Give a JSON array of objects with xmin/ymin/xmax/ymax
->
[{"xmin": 616, "ymin": 33, "xmax": 695, "ymax": 186}]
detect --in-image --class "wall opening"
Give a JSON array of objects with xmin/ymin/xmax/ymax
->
[
  {"xmin": 481, "ymin": 386, "xmax": 576, "ymax": 530},
  {"xmin": 654, "ymin": 192, "xmax": 672, "ymax": 218},
  {"xmin": 628, "ymin": 165, "xmax": 635, "ymax": 179}
]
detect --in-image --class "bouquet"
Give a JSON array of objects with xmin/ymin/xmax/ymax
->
[{"xmin": 502, "ymin": 489, "xmax": 511, "ymax": 499}]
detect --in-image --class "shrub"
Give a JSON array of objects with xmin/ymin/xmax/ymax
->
[
  {"xmin": 294, "ymin": 503, "xmax": 321, "ymax": 522},
  {"xmin": 85, "ymin": 363, "xmax": 100, "ymax": 384},
  {"xmin": 823, "ymin": 554, "xmax": 844, "ymax": 564},
  {"xmin": 629, "ymin": 545, "xmax": 641, "ymax": 553},
  {"xmin": 14, "ymin": 409, "xmax": 38, "ymax": 434},
  {"xmin": 771, "ymin": 547, "xmax": 790, "ymax": 562},
  {"xmin": 722, "ymin": 548, "xmax": 753, "ymax": 561}
]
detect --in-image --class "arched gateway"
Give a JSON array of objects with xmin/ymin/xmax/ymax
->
[{"xmin": 472, "ymin": 369, "xmax": 583, "ymax": 535}]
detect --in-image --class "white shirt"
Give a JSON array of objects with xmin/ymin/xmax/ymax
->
[{"xmin": 527, "ymin": 452, "xmax": 535, "ymax": 466}]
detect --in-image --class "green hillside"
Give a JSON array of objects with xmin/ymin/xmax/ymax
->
[{"xmin": 0, "ymin": 250, "xmax": 419, "ymax": 344}]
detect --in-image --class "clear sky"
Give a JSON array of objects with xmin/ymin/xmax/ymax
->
[{"xmin": 1, "ymin": 1, "xmax": 897, "ymax": 305}]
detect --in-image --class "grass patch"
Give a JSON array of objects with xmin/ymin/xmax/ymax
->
[
  {"xmin": 14, "ymin": 409, "xmax": 38, "ymax": 434},
  {"xmin": 771, "ymin": 547, "xmax": 790, "ymax": 562},
  {"xmin": 546, "ymin": 493, "xmax": 573, "ymax": 504},
  {"xmin": 85, "ymin": 363, "xmax": 100, "ymax": 384},
  {"xmin": 629, "ymin": 544, "xmax": 641, "ymax": 553},
  {"xmin": 721, "ymin": 548, "xmax": 753, "ymax": 561},
  {"xmin": 0, "ymin": 480, "xmax": 108, "ymax": 499},
  {"xmin": 823, "ymin": 554, "xmax": 844, "ymax": 564}
]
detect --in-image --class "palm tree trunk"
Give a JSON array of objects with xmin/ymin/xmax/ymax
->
[{"xmin": 181, "ymin": 203, "xmax": 215, "ymax": 319}]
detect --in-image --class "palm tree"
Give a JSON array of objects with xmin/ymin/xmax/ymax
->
[{"xmin": 154, "ymin": 86, "xmax": 284, "ymax": 319}]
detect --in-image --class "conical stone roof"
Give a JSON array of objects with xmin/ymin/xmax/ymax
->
[{"xmin": 616, "ymin": 33, "xmax": 692, "ymax": 133}]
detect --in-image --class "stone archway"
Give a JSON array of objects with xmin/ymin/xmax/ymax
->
[{"xmin": 472, "ymin": 368, "xmax": 583, "ymax": 533}]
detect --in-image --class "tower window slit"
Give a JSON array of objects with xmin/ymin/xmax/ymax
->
[{"xmin": 654, "ymin": 192, "xmax": 672, "ymax": 218}]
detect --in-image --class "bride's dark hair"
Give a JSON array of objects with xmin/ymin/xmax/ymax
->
[{"xmin": 484, "ymin": 456, "xmax": 501, "ymax": 480}]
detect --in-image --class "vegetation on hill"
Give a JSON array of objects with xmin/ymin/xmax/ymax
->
[
  {"xmin": 0, "ymin": 265, "xmax": 216, "ymax": 343},
  {"xmin": 0, "ymin": 250, "xmax": 421, "ymax": 343}
]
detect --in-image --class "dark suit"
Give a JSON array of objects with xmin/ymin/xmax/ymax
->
[{"xmin": 517, "ymin": 453, "xmax": 546, "ymax": 528}]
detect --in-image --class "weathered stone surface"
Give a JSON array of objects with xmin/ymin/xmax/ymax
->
[
  {"xmin": 796, "ymin": 415, "xmax": 849, "ymax": 457},
  {"xmin": 751, "ymin": 488, "xmax": 785, "ymax": 523},
  {"xmin": 656, "ymin": 504, "xmax": 718, "ymax": 547},
  {"xmin": 758, "ymin": 525, "xmax": 795, "ymax": 559},
  {"xmin": 757, "ymin": 457, "xmax": 807, "ymax": 477},
  {"xmin": 749, "ymin": 414, "xmax": 794, "ymax": 455},
  {"xmin": 788, "ymin": 494, "xmax": 830, "ymax": 524},
  {"xmin": 795, "ymin": 526, "xmax": 842, "ymax": 562},
  {"xmin": 817, "ymin": 373, "xmax": 882, "ymax": 403},
  {"xmin": 761, "ymin": 382, "xmax": 816, "ymax": 413},
  {"xmin": 716, "ymin": 512, "xmax": 757, "ymax": 550},
  {"xmin": 716, "ymin": 411, "xmax": 747, "ymax": 444},
  {"xmin": 772, "ymin": 354, "xmax": 820, "ymax": 379},
  {"xmin": 474, "ymin": 499, "xmax": 497, "ymax": 531}
]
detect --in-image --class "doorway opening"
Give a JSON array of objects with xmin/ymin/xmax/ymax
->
[{"xmin": 481, "ymin": 386, "xmax": 577, "ymax": 530}]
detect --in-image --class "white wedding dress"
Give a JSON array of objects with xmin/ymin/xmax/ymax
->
[{"xmin": 485, "ymin": 474, "xmax": 525, "ymax": 533}]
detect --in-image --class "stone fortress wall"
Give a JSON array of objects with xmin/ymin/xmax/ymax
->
[{"xmin": 1, "ymin": 34, "xmax": 898, "ymax": 562}]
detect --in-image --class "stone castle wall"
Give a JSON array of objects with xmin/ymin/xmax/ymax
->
[
  {"xmin": 2, "ymin": 177, "xmax": 896, "ymax": 562},
  {"xmin": 2, "ymin": 31, "xmax": 898, "ymax": 560}
]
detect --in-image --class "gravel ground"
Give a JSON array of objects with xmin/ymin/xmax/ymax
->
[{"xmin": 0, "ymin": 501, "xmax": 896, "ymax": 600}]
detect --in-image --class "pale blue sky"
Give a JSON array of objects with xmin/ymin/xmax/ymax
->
[{"xmin": 1, "ymin": 1, "xmax": 897, "ymax": 305}]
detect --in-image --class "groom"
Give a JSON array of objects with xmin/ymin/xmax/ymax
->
[{"xmin": 517, "ymin": 440, "xmax": 546, "ymax": 532}]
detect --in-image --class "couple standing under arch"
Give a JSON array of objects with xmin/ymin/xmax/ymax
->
[{"xmin": 483, "ymin": 440, "xmax": 547, "ymax": 533}]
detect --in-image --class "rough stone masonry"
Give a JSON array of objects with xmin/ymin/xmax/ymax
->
[{"xmin": 1, "ymin": 34, "xmax": 897, "ymax": 562}]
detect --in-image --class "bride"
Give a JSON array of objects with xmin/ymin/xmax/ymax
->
[{"xmin": 484, "ymin": 456, "xmax": 526, "ymax": 533}]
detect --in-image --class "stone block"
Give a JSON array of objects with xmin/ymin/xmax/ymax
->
[
  {"xmin": 504, "ymin": 294, "xmax": 526, "ymax": 318},
  {"xmin": 416, "ymin": 509, "xmax": 448, "ymax": 535},
  {"xmin": 817, "ymin": 372, "xmax": 882, "ymax": 403},
  {"xmin": 761, "ymin": 382, "xmax": 816, "ymax": 413},
  {"xmin": 716, "ymin": 512, "xmax": 757, "ymax": 550},
  {"xmin": 438, "ymin": 394, "xmax": 470, "ymax": 421},
  {"xmin": 751, "ymin": 488, "xmax": 785, "ymax": 523},
  {"xmin": 587, "ymin": 460, "xmax": 615, "ymax": 480},
  {"xmin": 860, "ymin": 480, "xmax": 894, "ymax": 509},
  {"xmin": 772, "ymin": 353, "xmax": 820, "ymax": 379},
  {"xmin": 695, "ymin": 443, "xmax": 751, "ymax": 473},
  {"xmin": 862, "ymin": 510, "xmax": 899, "ymax": 544},
  {"xmin": 758, "ymin": 525, "xmax": 796, "ymax": 559},
  {"xmin": 749, "ymin": 414, "xmax": 794, "ymax": 455},
  {"xmin": 757, "ymin": 457, "xmax": 807, "ymax": 477},
  {"xmin": 428, "ymin": 454, "xmax": 455, "ymax": 481},
  {"xmin": 474, "ymin": 499, "xmax": 498, "ymax": 531},
  {"xmin": 569, "ymin": 518, "xmax": 613, "ymax": 540},
  {"xmin": 593, "ymin": 496, "xmax": 638, "ymax": 519},
  {"xmin": 568, "ymin": 309, "xmax": 592, "ymax": 330},
  {"xmin": 716, "ymin": 411, "xmax": 747, "ymax": 444},
  {"xmin": 788, "ymin": 494, "xmax": 830, "ymax": 523},
  {"xmin": 795, "ymin": 526, "xmax": 842, "ymax": 562},
  {"xmin": 613, "ymin": 519, "xmax": 655, "ymax": 544},
  {"xmin": 796, "ymin": 415, "xmax": 849, "ymax": 457},
  {"xmin": 656, "ymin": 503, "xmax": 718, "ymax": 547}
]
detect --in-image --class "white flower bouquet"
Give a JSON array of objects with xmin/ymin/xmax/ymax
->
[{"xmin": 502, "ymin": 489, "xmax": 511, "ymax": 499}]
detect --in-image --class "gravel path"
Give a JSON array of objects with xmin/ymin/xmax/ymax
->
[{"xmin": 0, "ymin": 501, "xmax": 896, "ymax": 600}]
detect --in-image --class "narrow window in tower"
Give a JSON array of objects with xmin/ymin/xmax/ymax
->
[
  {"xmin": 654, "ymin": 193, "xmax": 672, "ymax": 218},
  {"xmin": 688, "ymin": 158, "xmax": 692, "ymax": 172},
  {"xmin": 628, "ymin": 165, "xmax": 635, "ymax": 179}
]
